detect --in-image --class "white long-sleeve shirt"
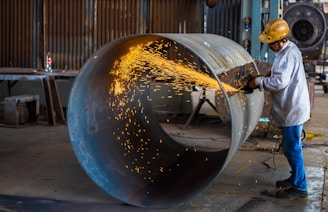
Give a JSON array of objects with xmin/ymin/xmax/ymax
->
[{"xmin": 256, "ymin": 41, "xmax": 310, "ymax": 126}]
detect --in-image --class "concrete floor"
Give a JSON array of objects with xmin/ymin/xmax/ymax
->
[{"xmin": 1, "ymin": 89, "xmax": 328, "ymax": 211}]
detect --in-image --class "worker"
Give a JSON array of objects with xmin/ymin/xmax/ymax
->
[{"xmin": 248, "ymin": 18, "xmax": 310, "ymax": 199}]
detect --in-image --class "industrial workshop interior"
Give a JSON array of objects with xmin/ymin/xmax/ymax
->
[{"xmin": 2, "ymin": 0, "xmax": 328, "ymax": 211}]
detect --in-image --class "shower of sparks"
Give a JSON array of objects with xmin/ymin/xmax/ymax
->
[
  {"xmin": 107, "ymin": 40, "xmax": 239, "ymax": 182},
  {"xmin": 109, "ymin": 42, "xmax": 238, "ymax": 97}
]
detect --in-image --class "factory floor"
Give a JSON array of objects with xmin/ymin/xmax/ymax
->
[{"xmin": 1, "ymin": 89, "xmax": 328, "ymax": 212}]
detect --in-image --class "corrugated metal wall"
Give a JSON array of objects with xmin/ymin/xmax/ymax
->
[
  {"xmin": 45, "ymin": 0, "xmax": 148, "ymax": 69},
  {"xmin": 149, "ymin": 0, "xmax": 203, "ymax": 33},
  {"xmin": 206, "ymin": 0, "xmax": 241, "ymax": 42},
  {"xmin": 0, "ymin": 0, "xmax": 34, "ymax": 68},
  {"xmin": 0, "ymin": 0, "xmax": 242, "ymax": 70},
  {"xmin": 44, "ymin": 0, "xmax": 99, "ymax": 70},
  {"xmin": 95, "ymin": 0, "xmax": 143, "ymax": 48}
]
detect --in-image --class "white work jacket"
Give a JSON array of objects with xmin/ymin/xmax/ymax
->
[{"xmin": 258, "ymin": 41, "xmax": 310, "ymax": 127}]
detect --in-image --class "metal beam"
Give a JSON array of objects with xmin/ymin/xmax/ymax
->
[{"xmin": 240, "ymin": 0, "xmax": 281, "ymax": 64}]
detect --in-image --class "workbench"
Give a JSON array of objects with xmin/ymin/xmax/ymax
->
[{"xmin": 0, "ymin": 67, "xmax": 78, "ymax": 126}]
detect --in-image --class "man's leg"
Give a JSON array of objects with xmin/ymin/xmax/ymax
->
[
  {"xmin": 276, "ymin": 124, "xmax": 307, "ymax": 199},
  {"xmin": 281, "ymin": 124, "xmax": 307, "ymax": 191}
]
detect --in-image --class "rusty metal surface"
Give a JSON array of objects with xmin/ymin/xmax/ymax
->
[
  {"xmin": 4, "ymin": 95, "xmax": 40, "ymax": 126},
  {"xmin": 0, "ymin": 0, "xmax": 244, "ymax": 71},
  {"xmin": 95, "ymin": 0, "xmax": 142, "ymax": 47},
  {"xmin": 0, "ymin": 0, "xmax": 34, "ymax": 68},
  {"xmin": 205, "ymin": 0, "xmax": 241, "ymax": 41},
  {"xmin": 0, "ymin": 0, "xmax": 245, "ymax": 72},
  {"xmin": 149, "ymin": 0, "xmax": 203, "ymax": 33},
  {"xmin": 44, "ymin": 0, "xmax": 91, "ymax": 70},
  {"xmin": 1, "ymin": 0, "xmax": 205, "ymax": 71}
]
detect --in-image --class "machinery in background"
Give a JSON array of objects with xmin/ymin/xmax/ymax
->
[
  {"xmin": 283, "ymin": 2, "xmax": 328, "ymax": 93},
  {"xmin": 284, "ymin": 2, "xmax": 327, "ymax": 61}
]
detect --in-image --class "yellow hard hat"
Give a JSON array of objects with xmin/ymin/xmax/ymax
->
[{"xmin": 258, "ymin": 19, "xmax": 290, "ymax": 44}]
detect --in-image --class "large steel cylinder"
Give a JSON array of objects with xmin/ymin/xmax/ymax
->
[
  {"xmin": 283, "ymin": 2, "xmax": 327, "ymax": 60},
  {"xmin": 67, "ymin": 34, "xmax": 264, "ymax": 208}
]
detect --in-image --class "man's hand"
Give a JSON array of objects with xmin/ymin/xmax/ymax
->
[
  {"xmin": 248, "ymin": 76, "xmax": 266, "ymax": 90},
  {"xmin": 248, "ymin": 78, "xmax": 258, "ymax": 89}
]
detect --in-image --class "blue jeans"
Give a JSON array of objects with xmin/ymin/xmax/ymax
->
[{"xmin": 281, "ymin": 124, "xmax": 307, "ymax": 191}]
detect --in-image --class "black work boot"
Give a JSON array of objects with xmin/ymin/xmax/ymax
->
[
  {"xmin": 276, "ymin": 187, "xmax": 308, "ymax": 199},
  {"xmin": 276, "ymin": 178, "xmax": 293, "ymax": 189}
]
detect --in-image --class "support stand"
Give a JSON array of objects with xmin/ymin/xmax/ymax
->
[{"xmin": 184, "ymin": 88, "xmax": 217, "ymax": 128}]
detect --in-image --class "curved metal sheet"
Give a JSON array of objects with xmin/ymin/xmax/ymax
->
[
  {"xmin": 158, "ymin": 33, "xmax": 254, "ymax": 74},
  {"xmin": 67, "ymin": 34, "xmax": 264, "ymax": 208}
]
